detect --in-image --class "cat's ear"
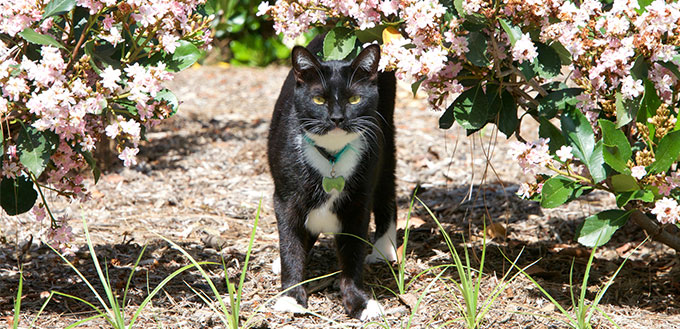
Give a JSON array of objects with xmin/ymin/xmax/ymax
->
[
  {"xmin": 350, "ymin": 44, "xmax": 381, "ymax": 82},
  {"xmin": 291, "ymin": 46, "xmax": 321, "ymax": 83}
]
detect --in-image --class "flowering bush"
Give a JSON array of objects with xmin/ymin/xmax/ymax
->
[
  {"xmin": 260, "ymin": 0, "xmax": 680, "ymax": 250},
  {"xmin": 0, "ymin": 0, "xmax": 212, "ymax": 245}
]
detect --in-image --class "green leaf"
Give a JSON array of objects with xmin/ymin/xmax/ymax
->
[
  {"xmin": 648, "ymin": 130, "xmax": 680, "ymax": 174},
  {"xmin": 43, "ymin": 0, "xmax": 76, "ymax": 18},
  {"xmin": 561, "ymin": 108, "xmax": 607, "ymax": 182},
  {"xmin": 630, "ymin": 55, "xmax": 648, "ymax": 80},
  {"xmin": 466, "ymin": 32, "xmax": 489, "ymax": 67},
  {"xmin": 610, "ymin": 174, "xmax": 639, "ymax": 192},
  {"xmin": 541, "ymin": 176, "xmax": 582, "ymax": 208},
  {"xmin": 533, "ymin": 42, "xmax": 562, "ymax": 78},
  {"xmin": 166, "ymin": 40, "xmax": 201, "ymax": 72},
  {"xmin": 18, "ymin": 28, "xmax": 65, "ymax": 49},
  {"xmin": 84, "ymin": 40, "xmax": 120, "ymax": 73},
  {"xmin": 497, "ymin": 90, "xmax": 518, "ymax": 138},
  {"xmin": 550, "ymin": 41, "xmax": 572, "ymax": 65},
  {"xmin": 615, "ymin": 190, "xmax": 653, "ymax": 208},
  {"xmin": 499, "ymin": 19, "xmax": 522, "ymax": 46},
  {"xmin": 439, "ymin": 105, "xmax": 455, "ymax": 130},
  {"xmin": 658, "ymin": 61, "xmax": 680, "ymax": 80},
  {"xmin": 576, "ymin": 210, "xmax": 631, "ymax": 247},
  {"xmin": 615, "ymin": 92, "xmax": 639, "ymax": 128},
  {"xmin": 447, "ymin": 83, "xmax": 489, "ymax": 130},
  {"xmin": 638, "ymin": 79, "xmax": 661, "ymax": 125},
  {"xmin": 323, "ymin": 27, "xmax": 357, "ymax": 61},
  {"xmin": 538, "ymin": 88, "xmax": 582, "ymax": 119},
  {"xmin": 0, "ymin": 176, "xmax": 37, "ymax": 216},
  {"xmin": 155, "ymin": 89, "xmax": 179, "ymax": 117},
  {"xmin": 79, "ymin": 150, "xmax": 101, "ymax": 184},
  {"xmin": 637, "ymin": 0, "xmax": 654, "ymax": 14},
  {"xmin": 599, "ymin": 119, "xmax": 632, "ymax": 174},
  {"xmin": 355, "ymin": 25, "xmax": 386, "ymax": 43},
  {"xmin": 538, "ymin": 117, "xmax": 566, "ymax": 153},
  {"xmin": 454, "ymin": 0, "xmax": 486, "ymax": 24},
  {"xmin": 17, "ymin": 126, "xmax": 58, "ymax": 177},
  {"xmin": 411, "ymin": 77, "xmax": 426, "ymax": 97}
]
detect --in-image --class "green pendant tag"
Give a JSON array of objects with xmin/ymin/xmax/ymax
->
[{"xmin": 322, "ymin": 176, "xmax": 345, "ymax": 193}]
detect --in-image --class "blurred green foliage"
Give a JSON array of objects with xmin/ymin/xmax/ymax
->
[{"xmin": 204, "ymin": 0, "xmax": 315, "ymax": 66}]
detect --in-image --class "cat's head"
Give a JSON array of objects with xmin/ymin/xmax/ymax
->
[{"xmin": 291, "ymin": 44, "xmax": 381, "ymax": 144}]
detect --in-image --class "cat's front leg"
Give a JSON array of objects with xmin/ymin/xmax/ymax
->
[
  {"xmin": 273, "ymin": 200, "xmax": 317, "ymax": 313},
  {"xmin": 335, "ymin": 207, "xmax": 384, "ymax": 320}
]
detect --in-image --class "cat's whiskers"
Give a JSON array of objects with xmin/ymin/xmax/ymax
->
[
  {"xmin": 373, "ymin": 110, "xmax": 389, "ymax": 127},
  {"xmin": 348, "ymin": 117, "xmax": 382, "ymax": 155}
]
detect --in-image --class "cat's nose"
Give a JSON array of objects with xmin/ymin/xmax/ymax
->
[{"xmin": 330, "ymin": 114, "xmax": 344, "ymax": 127}]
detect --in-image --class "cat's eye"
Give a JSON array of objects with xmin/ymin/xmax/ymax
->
[
  {"xmin": 348, "ymin": 95, "xmax": 361, "ymax": 104},
  {"xmin": 312, "ymin": 96, "xmax": 326, "ymax": 105}
]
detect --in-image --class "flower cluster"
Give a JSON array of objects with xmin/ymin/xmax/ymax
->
[
  {"xmin": 1, "ymin": 0, "xmax": 212, "ymax": 248},
  {"xmin": 508, "ymin": 138, "xmax": 552, "ymax": 175}
]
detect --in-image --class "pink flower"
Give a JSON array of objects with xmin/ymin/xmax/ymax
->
[
  {"xmin": 100, "ymin": 66, "xmax": 121, "ymax": 91},
  {"xmin": 621, "ymin": 76, "xmax": 644, "ymax": 100},
  {"xmin": 100, "ymin": 27, "xmax": 123, "ymax": 46},
  {"xmin": 657, "ymin": 183, "xmax": 672, "ymax": 196},
  {"xmin": 33, "ymin": 204, "xmax": 46, "ymax": 222},
  {"xmin": 631, "ymin": 165, "xmax": 646, "ymax": 179},
  {"xmin": 51, "ymin": 225, "xmax": 73, "ymax": 244},
  {"xmin": 119, "ymin": 147, "xmax": 139, "ymax": 167},
  {"xmin": 256, "ymin": 2, "xmax": 271, "ymax": 16},
  {"xmin": 105, "ymin": 123, "xmax": 119, "ymax": 138},
  {"xmin": 512, "ymin": 33, "xmax": 538, "ymax": 64},
  {"xmin": 160, "ymin": 33, "xmax": 180, "ymax": 53},
  {"xmin": 509, "ymin": 138, "xmax": 552, "ymax": 174},
  {"xmin": 556, "ymin": 145, "xmax": 573, "ymax": 162},
  {"xmin": 2, "ymin": 161, "xmax": 20, "ymax": 179},
  {"xmin": 651, "ymin": 197, "xmax": 680, "ymax": 225},
  {"xmin": 517, "ymin": 183, "xmax": 532, "ymax": 198},
  {"xmin": 7, "ymin": 145, "xmax": 17, "ymax": 159}
]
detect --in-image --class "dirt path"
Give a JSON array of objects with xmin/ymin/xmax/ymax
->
[{"xmin": 1, "ymin": 65, "xmax": 679, "ymax": 328}]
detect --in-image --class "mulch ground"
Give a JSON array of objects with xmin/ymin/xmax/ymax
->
[{"xmin": 1, "ymin": 65, "xmax": 679, "ymax": 328}]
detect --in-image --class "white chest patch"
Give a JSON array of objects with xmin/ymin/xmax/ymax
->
[
  {"xmin": 305, "ymin": 193, "xmax": 341, "ymax": 235},
  {"xmin": 301, "ymin": 130, "xmax": 365, "ymax": 179},
  {"xmin": 300, "ymin": 130, "xmax": 365, "ymax": 235}
]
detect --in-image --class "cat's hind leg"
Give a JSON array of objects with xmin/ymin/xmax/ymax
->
[{"xmin": 367, "ymin": 158, "xmax": 398, "ymax": 263}]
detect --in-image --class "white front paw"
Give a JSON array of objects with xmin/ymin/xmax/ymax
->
[
  {"xmin": 273, "ymin": 296, "xmax": 307, "ymax": 314},
  {"xmin": 359, "ymin": 299, "xmax": 383, "ymax": 321},
  {"xmin": 271, "ymin": 258, "xmax": 281, "ymax": 275}
]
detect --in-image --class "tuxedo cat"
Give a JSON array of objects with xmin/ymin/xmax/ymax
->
[{"xmin": 267, "ymin": 37, "xmax": 397, "ymax": 320}]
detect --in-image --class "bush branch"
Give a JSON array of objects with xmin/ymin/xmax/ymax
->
[{"xmin": 628, "ymin": 209, "xmax": 680, "ymax": 252}]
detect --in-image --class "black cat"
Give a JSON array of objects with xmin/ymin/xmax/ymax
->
[{"xmin": 267, "ymin": 37, "xmax": 397, "ymax": 320}]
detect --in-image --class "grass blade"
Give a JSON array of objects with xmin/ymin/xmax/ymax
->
[
  {"xmin": 82, "ymin": 218, "xmax": 120, "ymax": 324},
  {"xmin": 44, "ymin": 241, "xmax": 111, "ymax": 318},
  {"xmin": 13, "ymin": 269, "xmax": 23, "ymax": 329},
  {"xmin": 122, "ymin": 244, "xmax": 148, "ymax": 308},
  {"xmin": 128, "ymin": 262, "xmax": 214, "ymax": 327}
]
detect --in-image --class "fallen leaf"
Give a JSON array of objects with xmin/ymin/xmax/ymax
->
[
  {"xmin": 525, "ymin": 265, "xmax": 561, "ymax": 279},
  {"xmin": 540, "ymin": 303, "xmax": 556, "ymax": 313},
  {"xmin": 396, "ymin": 243, "xmax": 405, "ymax": 264},
  {"xmin": 398, "ymin": 293, "xmax": 419, "ymax": 311},
  {"xmin": 397, "ymin": 216, "xmax": 426, "ymax": 230},
  {"xmin": 486, "ymin": 222, "xmax": 507, "ymax": 239},
  {"xmin": 616, "ymin": 242, "xmax": 633, "ymax": 256},
  {"xmin": 559, "ymin": 247, "xmax": 590, "ymax": 258}
]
